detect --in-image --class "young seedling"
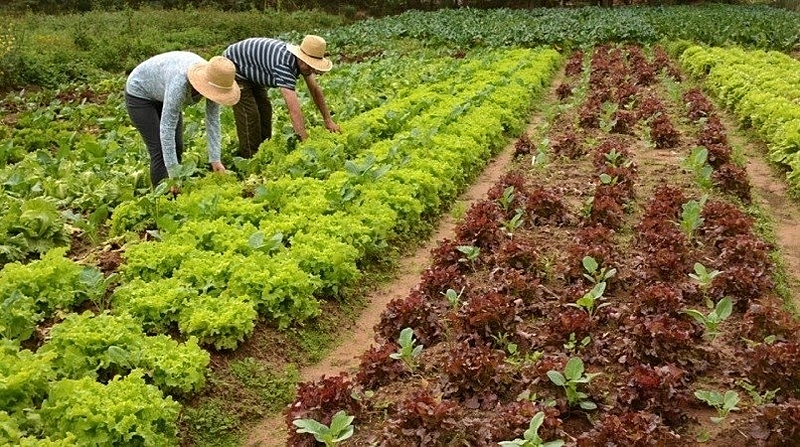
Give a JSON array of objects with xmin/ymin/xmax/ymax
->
[
  {"xmin": 736, "ymin": 379, "xmax": 778, "ymax": 406},
  {"xmin": 504, "ymin": 343, "xmax": 543, "ymax": 368},
  {"xmin": 499, "ymin": 411, "xmax": 565, "ymax": 447},
  {"xmin": 293, "ymin": 410, "xmax": 354, "ymax": 447},
  {"xmin": 599, "ymin": 101, "xmax": 618, "ymax": 134},
  {"xmin": 563, "ymin": 333, "xmax": 591, "ymax": 353},
  {"xmin": 532, "ymin": 138, "xmax": 551, "ymax": 168},
  {"xmin": 389, "ymin": 327, "xmax": 423, "ymax": 372},
  {"xmin": 694, "ymin": 389, "xmax": 740, "ymax": 423},
  {"xmin": 598, "ymin": 173, "xmax": 618, "ymax": 186},
  {"xmin": 547, "ymin": 357, "xmax": 601, "ymax": 410},
  {"xmin": 443, "ymin": 287, "xmax": 465, "ymax": 310},
  {"xmin": 582, "ymin": 256, "xmax": 616, "ymax": 285},
  {"xmin": 684, "ymin": 297, "xmax": 732, "ymax": 341},
  {"xmin": 498, "ymin": 186, "xmax": 516, "ymax": 212},
  {"xmin": 689, "ymin": 262, "xmax": 721, "ymax": 308},
  {"xmin": 683, "ymin": 147, "xmax": 713, "ymax": 189},
  {"xmin": 679, "ymin": 196, "xmax": 707, "ymax": 241},
  {"xmin": 502, "ymin": 209, "xmax": 525, "ymax": 236},
  {"xmin": 567, "ymin": 282, "xmax": 610, "ymax": 319},
  {"xmin": 603, "ymin": 149, "xmax": 633, "ymax": 169},
  {"xmin": 457, "ymin": 245, "xmax": 481, "ymax": 270}
]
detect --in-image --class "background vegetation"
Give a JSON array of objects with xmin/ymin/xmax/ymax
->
[{"xmin": 0, "ymin": 3, "xmax": 797, "ymax": 92}]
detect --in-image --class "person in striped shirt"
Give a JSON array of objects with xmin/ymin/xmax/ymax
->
[
  {"xmin": 223, "ymin": 35, "xmax": 340, "ymax": 158},
  {"xmin": 125, "ymin": 52, "xmax": 240, "ymax": 186}
]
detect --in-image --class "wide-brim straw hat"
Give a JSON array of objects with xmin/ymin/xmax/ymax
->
[
  {"xmin": 287, "ymin": 35, "xmax": 333, "ymax": 73},
  {"xmin": 187, "ymin": 56, "xmax": 241, "ymax": 106}
]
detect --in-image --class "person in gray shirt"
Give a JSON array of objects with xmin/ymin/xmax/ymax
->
[
  {"xmin": 125, "ymin": 52, "xmax": 240, "ymax": 186},
  {"xmin": 223, "ymin": 35, "xmax": 340, "ymax": 158}
]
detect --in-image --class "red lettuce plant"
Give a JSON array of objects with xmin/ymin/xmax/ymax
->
[
  {"xmin": 576, "ymin": 411, "xmax": 679, "ymax": 446},
  {"xmin": 649, "ymin": 113, "xmax": 680, "ymax": 149},
  {"xmin": 377, "ymin": 290, "xmax": 444, "ymax": 347},
  {"xmin": 380, "ymin": 388, "xmax": 465, "ymax": 446},
  {"xmin": 565, "ymin": 50, "xmax": 584, "ymax": 77},
  {"xmin": 617, "ymin": 364, "xmax": 692, "ymax": 425},
  {"xmin": 356, "ymin": 341, "xmax": 410, "ymax": 389},
  {"xmin": 712, "ymin": 163, "xmax": 752, "ymax": 204}
]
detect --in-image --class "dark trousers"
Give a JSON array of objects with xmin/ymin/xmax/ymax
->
[
  {"xmin": 125, "ymin": 92, "xmax": 183, "ymax": 186},
  {"xmin": 232, "ymin": 79, "xmax": 272, "ymax": 158}
]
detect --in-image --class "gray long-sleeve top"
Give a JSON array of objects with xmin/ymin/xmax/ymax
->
[{"xmin": 125, "ymin": 51, "xmax": 221, "ymax": 177}]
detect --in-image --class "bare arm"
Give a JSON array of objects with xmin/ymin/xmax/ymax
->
[
  {"xmin": 304, "ymin": 74, "xmax": 340, "ymax": 133},
  {"xmin": 280, "ymin": 86, "xmax": 308, "ymax": 141}
]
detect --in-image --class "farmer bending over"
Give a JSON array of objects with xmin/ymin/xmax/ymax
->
[
  {"xmin": 223, "ymin": 34, "xmax": 340, "ymax": 158},
  {"xmin": 125, "ymin": 52, "xmax": 240, "ymax": 186}
]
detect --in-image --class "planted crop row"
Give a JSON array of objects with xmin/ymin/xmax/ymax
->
[
  {"xmin": 679, "ymin": 45, "xmax": 800, "ymax": 196},
  {"xmin": 0, "ymin": 50, "xmax": 456, "ymax": 267},
  {"xmin": 328, "ymin": 5, "xmax": 800, "ymax": 54}
]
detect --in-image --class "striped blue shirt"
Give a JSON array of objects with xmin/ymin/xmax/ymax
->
[
  {"xmin": 223, "ymin": 38, "xmax": 300, "ymax": 90},
  {"xmin": 125, "ymin": 51, "xmax": 222, "ymax": 176}
]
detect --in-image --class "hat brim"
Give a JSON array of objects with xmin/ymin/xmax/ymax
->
[
  {"xmin": 287, "ymin": 44, "xmax": 333, "ymax": 73},
  {"xmin": 187, "ymin": 63, "xmax": 241, "ymax": 106}
]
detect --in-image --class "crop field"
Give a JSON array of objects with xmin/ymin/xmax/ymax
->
[{"xmin": 1, "ymin": 4, "xmax": 799, "ymax": 447}]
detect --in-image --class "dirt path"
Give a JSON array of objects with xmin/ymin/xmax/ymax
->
[
  {"xmin": 243, "ymin": 127, "xmax": 528, "ymax": 447},
  {"xmin": 732, "ymin": 133, "xmax": 800, "ymax": 308}
]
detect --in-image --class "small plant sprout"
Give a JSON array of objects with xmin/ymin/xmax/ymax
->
[
  {"xmin": 389, "ymin": 327, "xmax": 423, "ymax": 372},
  {"xmin": 735, "ymin": 379, "xmax": 779, "ymax": 406},
  {"xmin": 694, "ymin": 389, "xmax": 740, "ymax": 424},
  {"xmin": 603, "ymin": 149, "xmax": 633, "ymax": 169},
  {"xmin": 679, "ymin": 196, "xmax": 707, "ymax": 240},
  {"xmin": 580, "ymin": 196, "xmax": 594, "ymax": 219},
  {"xmin": 599, "ymin": 101, "xmax": 618, "ymax": 133},
  {"xmin": 684, "ymin": 297, "xmax": 733, "ymax": 341},
  {"xmin": 689, "ymin": 262, "xmax": 721, "ymax": 308},
  {"xmin": 293, "ymin": 410, "xmax": 355, "ymax": 447},
  {"xmin": 598, "ymin": 173, "xmax": 617, "ymax": 186},
  {"xmin": 502, "ymin": 209, "xmax": 525, "ymax": 236},
  {"xmin": 457, "ymin": 245, "xmax": 481, "ymax": 269},
  {"xmin": 684, "ymin": 147, "xmax": 713, "ymax": 189},
  {"xmin": 567, "ymin": 282, "xmax": 610, "ymax": 319},
  {"xmin": 498, "ymin": 186, "xmax": 516, "ymax": 212},
  {"xmin": 443, "ymin": 287, "xmax": 465, "ymax": 310},
  {"xmin": 533, "ymin": 138, "xmax": 551, "ymax": 167},
  {"xmin": 582, "ymin": 256, "xmax": 616, "ymax": 284},
  {"xmin": 563, "ymin": 333, "xmax": 591, "ymax": 353},
  {"xmin": 547, "ymin": 357, "xmax": 601, "ymax": 410},
  {"xmin": 499, "ymin": 411, "xmax": 565, "ymax": 447}
]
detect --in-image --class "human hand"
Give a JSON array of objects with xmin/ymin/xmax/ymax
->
[
  {"xmin": 169, "ymin": 185, "xmax": 181, "ymax": 197},
  {"xmin": 210, "ymin": 161, "xmax": 226, "ymax": 173},
  {"xmin": 325, "ymin": 120, "xmax": 341, "ymax": 133}
]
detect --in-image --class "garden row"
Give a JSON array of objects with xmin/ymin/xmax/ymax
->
[
  {"xmin": 680, "ymin": 45, "xmax": 800, "ymax": 197},
  {"xmin": 284, "ymin": 44, "xmax": 799, "ymax": 446},
  {"xmin": 0, "ymin": 48, "xmax": 560, "ymax": 446},
  {"xmin": 0, "ymin": 48, "xmax": 454, "ymax": 265}
]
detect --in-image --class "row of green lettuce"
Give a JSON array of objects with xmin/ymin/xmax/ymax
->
[
  {"xmin": 679, "ymin": 45, "xmax": 800, "ymax": 196},
  {"xmin": 0, "ymin": 47, "xmax": 560, "ymax": 445},
  {"xmin": 0, "ymin": 48, "xmax": 453, "ymax": 266}
]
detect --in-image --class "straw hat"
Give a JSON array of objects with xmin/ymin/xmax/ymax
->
[
  {"xmin": 187, "ymin": 56, "xmax": 241, "ymax": 106},
  {"xmin": 287, "ymin": 35, "xmax": 333, "ymax": 73}
]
